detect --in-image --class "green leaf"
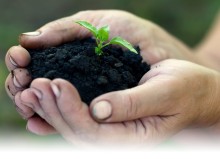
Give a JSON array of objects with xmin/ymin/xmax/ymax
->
[
  {"xmin": 97, "ymin": 26, "xmax": 109, "ymax": 42},
  {"xmin": 95, "ymin": 47, "xmax": 103, "ymax": 56},
  {"xmin": 75, "ymin": 21, "xmax": 98, "ymax": 37},
  {"xmin": 109, "ymin": 37, "xmax": 138, "ymax": 54}
]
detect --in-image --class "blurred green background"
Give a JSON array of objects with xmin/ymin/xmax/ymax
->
[{"xmin": 0, "ymin": 0, "xmax": 220, "ymax": 142}]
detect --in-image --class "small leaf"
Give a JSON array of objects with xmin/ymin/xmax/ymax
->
[
  {"xmin": 109, "ymin": 37, "xmax": 138, "ymax": 54},
  {"xmin": 95, "ymin": 47, "xmax": 103, "ymax": 56},
  {"xmin": 97, "ymin": 26, "xmax": 109, "ymax": 42},
  {"xmin": 75, "ymin": 21, "xmax": 98, "ymax": 37}
]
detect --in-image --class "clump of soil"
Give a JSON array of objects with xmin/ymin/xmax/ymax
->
[{"xmin": 27, "ymin": 38, "xmax": 150, "ymax": 105}]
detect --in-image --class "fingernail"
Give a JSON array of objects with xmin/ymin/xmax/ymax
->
[
  {"xmin": 92, "ymin": 101, "xmax": 112, "ymax": 120},
  {"xmin": 31, "ymin": 88, "xmax": 43, "ymax": 100},
  {"xmin": 50, "ymin": 83, "xmax": 60, "ymax": 98},
  {"xmin": 22, "ymin": 31, "xmax": 41, "ymax": 36},
  {"xmin": 9, "ymin": 55, "xmax": 18, "ymax": 66},
  {"xmin": 13, "ymin": 75, "xmax": 22, "ymax": 88}
]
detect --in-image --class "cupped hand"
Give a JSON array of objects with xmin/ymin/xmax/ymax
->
[
  {"xmin": 18, "ymin": 59, "xmax": 220, "ymax": 147},
  {"xmin": 5, "ymin": 10, "xmax": 198, "ymax": 135}
]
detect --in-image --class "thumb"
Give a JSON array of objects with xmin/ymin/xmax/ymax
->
[
  {"xmin": 19, "ymin": 12, "xmax": 93, "ymax": 49},
  {"xmin": 90, "ymin": 78, "xmax": 174, "ymax": 122}
]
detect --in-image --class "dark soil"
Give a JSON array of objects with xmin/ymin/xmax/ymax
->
[{"xmin": 27, "ymin": 38, "xmax": 150, "ymax": 105}]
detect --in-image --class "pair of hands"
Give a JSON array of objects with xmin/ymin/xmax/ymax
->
[{"xmin": 5, "ymin": 10, "xmax": 220, "ymax": 147}]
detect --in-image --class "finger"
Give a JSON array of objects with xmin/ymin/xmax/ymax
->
[
  {"xmin": 51, "ymin": 79, "xmax": 99, "ymax": 132},
  {"xmin": 13, "ymin": 68, "xmax": 32, "ymax": 88},
  {"xmin": 90, "ymin": 76, "xmax": 176, "ymax": 122},
  {"xmin": 20, "ymin": 87, "xmax": 45, "ymax": 119},
  {"xmin": 27, "ymin": 115, "xmax": 57, "ymax": 135},
  {"xmin": 5, "ymin": 69, "xmax": 32, "ymax": 99},
  {"xmin": 14, "ymin": 89, "xmax": 51, "ymax": 135},
  {"xmin": 14, "ymin": 91, "xmax": 35, "ymax": 119},
  {"xmin": 29, "ymin": 78, "xmax": 77, "ymax": 140},
  {"xmin": 5, "ymin": 74, "xmax": 22, "ymax": 99},
  {"xmin": 19, "ymin": 12, "xmax": 93, "ymax": 49},
  {"xmin": 5, "ymin": 46, "xmax": 31, "ymax": 71}
]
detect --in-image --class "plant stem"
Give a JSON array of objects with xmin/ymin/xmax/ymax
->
[{"xmin": 101, "ymin": 42, "xmax": 111, "ymax": 49}]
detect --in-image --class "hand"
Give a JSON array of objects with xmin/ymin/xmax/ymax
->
[
  {"xmin": 5, "ymin": 10, "xmax": 198, "ymax": 135},
  {"xmin": 18, "ymin": 59, "xmax": 220, "ymax": 147},
  {"xmin": 195, "ymin": 11, "xmax": 220, "ymax": 72}
]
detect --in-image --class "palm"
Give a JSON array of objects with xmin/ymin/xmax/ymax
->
[{"xmin": 70, "ymin": 111, "xmax": 167, "ymax": 145}]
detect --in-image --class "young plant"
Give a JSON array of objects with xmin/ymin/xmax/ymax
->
[{"xmin": 75, "ymin": 21, "xmax": 138, "ymax": 56}]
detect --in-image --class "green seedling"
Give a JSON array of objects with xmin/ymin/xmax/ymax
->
[{"xmin": 75, "ymin": 21, "xmax": 138, "ymax": 56}]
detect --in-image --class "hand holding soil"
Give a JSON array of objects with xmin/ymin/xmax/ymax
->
[{"xmin": 5, "ymin": 10, "xmax": 220, "ymax": 146}]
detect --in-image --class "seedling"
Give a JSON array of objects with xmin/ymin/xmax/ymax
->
[{"xmin": 75, "ymin": 21, "xmax": 138, "ymax": 56}]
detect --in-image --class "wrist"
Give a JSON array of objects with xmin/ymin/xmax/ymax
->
[
  {"xmin": 195, "ymin": 69, "xmax": 220, "ymax": 127},
  {"xmin": 195, "ymin": 50, "xmax": 220, "ymax": 72},
  {"xmin": 194, "ymin": 11, "xmax": 220, "ymax": 71}
]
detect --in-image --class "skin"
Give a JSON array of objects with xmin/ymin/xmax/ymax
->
[
  {"xmin": 195, "ymin": 11, "xmax": 220, "ymax": 72},
  {"xmin": 5, "ymin": 10, "xmax": 220, "ymax": 147}
]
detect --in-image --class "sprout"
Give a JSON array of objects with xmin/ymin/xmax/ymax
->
[{"xmin": 75, "ymin": 21, "xmax": 138, "ymax": 56}]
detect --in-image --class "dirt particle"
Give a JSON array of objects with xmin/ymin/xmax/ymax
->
[
  {"xmin": 114, "ymin": 62, "xmax": 123, "ymax": 68},
  {"xmin": 97, "ymin": 76, "xmax": 108, "ymax": 85}
]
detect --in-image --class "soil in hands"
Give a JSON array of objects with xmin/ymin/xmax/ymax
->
[{"xmin": 27, "ymin": 38, "xmax": 150, "ymax": 105}]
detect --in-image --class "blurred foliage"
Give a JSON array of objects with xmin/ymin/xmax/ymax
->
[{"xmin": 0, "ymin": 0, "xmax": 219, "ymax": 137}]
